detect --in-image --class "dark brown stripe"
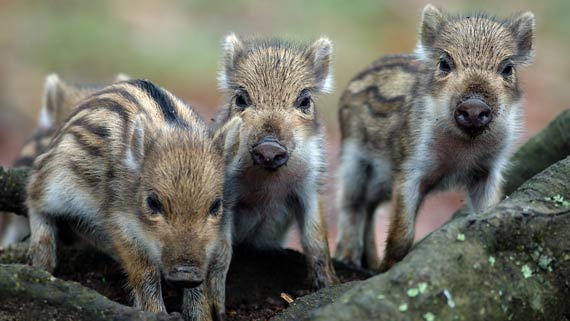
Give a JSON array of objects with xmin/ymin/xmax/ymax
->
[
  {"xmin": 68, "ymin": 161, "xmax": 101, "ymax": 188},
  {"xmin": 74, "ymin": 97, "xmax": 130, "ymax": 124},
  {"xmin": 94, "ymin": 87, "xmax": 140, "ymax": 107},
  {"xmin": 69, "ymin": 118, "xmax": 111, "ymax": 139},
  {"xmin": 131, "ymin": 80, "xmax": 186, "ymax": 125},
  {"xmin": 68, "ymin": 129, "xmax": 104, "ymax": 158}
]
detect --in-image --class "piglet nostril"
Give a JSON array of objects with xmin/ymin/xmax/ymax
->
[
  {"xmin": 478, "ymin": 110, "xmax": 491, "ymax": 123},
  {"xmin": 274, "ymin": 154, "xmax": 285, "ymax": 163},
  {"xmin": 252, "ymin": 151, "xmax": 266, "ymax": 164},
  {"xmin": 272, "ymin": 151, "xmax": 289, "ymax": 168},
  {"xmin": 456, "ymin": 110, "xmax": 469, "ymax": 123}
]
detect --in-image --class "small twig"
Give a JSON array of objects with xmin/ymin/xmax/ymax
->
[{"xmin": 280, "ymin": 292, "xmax": 294, "ymax": 304}]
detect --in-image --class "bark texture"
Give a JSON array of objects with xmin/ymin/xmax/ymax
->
[
  {"xmin": 0, "ymin": 263, "xmax": 183, "ymax": 321},
  {"xmin": 0, "ymin": 167, "xmax": 28, "ymax": 216},
  {"xmin": 275, "ymin": 155, "xmax": 570, "ymax": 321}
]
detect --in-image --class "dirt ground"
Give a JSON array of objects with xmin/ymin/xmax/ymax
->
[{"xmin": 0, "ymin": 243, "xmax": 371, "ymax": 321}]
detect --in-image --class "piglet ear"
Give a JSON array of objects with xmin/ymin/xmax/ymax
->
[
  {"xmin": 213, "ymin": 116, "xmax": 243, "ymax": 158},
  {"xmin": 307, "ymin": 37, "xmax": 334, "ymax": 93},
  {"xmin": 508, "ymin": 11, "xmax": 536, "ymax": 64},
  {"xmin": 125, "ymin": 114, "xmax": 145, "ymax": 172},
  {"xmin": 219, "ymin": 33, "xmax": 245, "ymax": 90},
  {"xmin": 415, "ymin": 4, "xmax": 445, "ymax": 62},
  {"xmin": 419, "ymin": 4, "xmax": 444, "ymax": 48},
  {"xmin": 39, "ymin": 73, "xmax": 66, "ymax": 128},
  {"xmin": 113, "ymin": 73, "xmax": 131, "ymax": 82}
]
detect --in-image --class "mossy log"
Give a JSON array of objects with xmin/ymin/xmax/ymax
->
[
  {"xmin": 275, "ymin": 155, "xmax": 570, "ymax": 321},
  {"xmin": 0, "ymin": 263, "xmax": 183, "ymax": 321},
  {"xmin": 504, "ymin": 109, "xmax": 570, "ymax": 195},
  {"xmin": 0, "ymin": 166, "xmax": 28, "ymax": 216}
]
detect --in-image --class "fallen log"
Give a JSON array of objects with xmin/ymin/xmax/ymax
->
[
  {"xmin": 504, "ymin": 109, "xmax": 570, "ymax": 195},
  {"xmin": 0, "ymin": 263, "xmax": 183, "ymax": 321},
  {"xmin": 275, "ymin": 154, "xmax": 570, "ymax": 321}
]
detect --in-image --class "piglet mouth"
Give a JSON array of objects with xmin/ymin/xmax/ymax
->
[{"xmin": 164, "ymin": 265, "xmax": 204, "ymax": 288}]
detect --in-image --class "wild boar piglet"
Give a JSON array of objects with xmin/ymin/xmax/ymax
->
[
  {"xmin": 217, "ymin": 34, "xmax": 339, "ymax": 288},
  {"xmin": 27, "ymin": 80, "xmax": 232, "ymax": 320},
  {"xmin": 335, "ymin": 5, "xmax": 535, "ymax": 271}
]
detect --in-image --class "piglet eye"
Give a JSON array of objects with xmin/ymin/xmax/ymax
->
[
  {"xmin": 439, "ymin": 56, "xmax": 453, "ymax": 74},
  {"xmin": 234, "ymin": 91, "xmax": 250, "ymax": 109},
  {"xmin": 501, "ymin": 64, "xmax": 514, "ymax": 77},
  {"xmin": 295, "ymin": 91, "xmax": 312, "ymax": 112},
  {"xmin": 146, "ymin": 193, "xmax": 163, "ymax": 215},
  {"xmin": 298, "ymin": 97, "xmax": 311, "ymax": 109},
  {"xmin": 209, "ymin": 198, "xmax": 222, "ymax": 216}
]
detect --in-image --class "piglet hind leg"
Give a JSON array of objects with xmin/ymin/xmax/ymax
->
[
  {"xmin": 28, "ymin": 210, "xmax": 57, "ymax": 273},
  {"xmin": 379, "ymin": 177, "xmax": 422, "ymax": 272},
  {"xmin": 362, "ymin": 200, "xmax": 383, "ymax": 271},
  {"xmin": 334, "ymin": 204, "xmax": 366, "ymax": 268},
  {"xmin": 334, "ymin": 154, "xmax": 370, "ymax": 268}
]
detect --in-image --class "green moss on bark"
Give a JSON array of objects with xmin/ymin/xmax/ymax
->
[
  {"xmin": 0, "ymin": 264, "xmax": 183, "ymax": 321},
  {"xmin": 276, "ymin": 156, "xmax": 570, "ymax": 321},
  {"xmin": 0, "ymin": 167, "xmax": 29, "ymax": 216}
]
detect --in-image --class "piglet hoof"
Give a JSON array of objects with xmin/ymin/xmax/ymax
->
[
  {"xmin": 362, "ymin": 255, "xmax": 382, "ymax": 273},
  {"xmin": 27, "ymin": 246, "xmax": 56, "ymax": 273},
  {"xmin": 211, "ymin": 302, "xmax": 225, "ymax": 321},
  {"xmin": 333, "ymin": 245, "xmax": 363, "ymax": 269},
  {"xmin": 167, "ymin": 312, "xmax": 184, "ymax": 320},
  {"xmin": 309, "ymin": 270, "xmax": 340, "ymax": 290},
  {"xmin": 213, "ymin": 311, "xmax": 225, "ymax": 321}
]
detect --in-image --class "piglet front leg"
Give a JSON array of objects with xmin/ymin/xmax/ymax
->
[
  {"xmin": 298, "ymin": 193, "xmax": 339, "ymax": 289},
  {"xmin": 28, "ymin": 210, "xmax": 57, "ymax": 273}
]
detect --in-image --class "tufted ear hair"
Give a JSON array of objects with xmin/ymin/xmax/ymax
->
[
  {"xmin": 508, "ymin": 11, "xmax": 536, "ymax": 65},
  {"xmin": 420, "ymin": 4, "xmax": 445, "ymax": 48},
  {"xmin": 218, "ymin": 33, "xmax": 245, "ymax": 90},
  {"xmin": 124, "ymin": 114, "xmax": 146, "ymax": 172},
  {"xmin": 39, "ymin": 73, "xmax": 71, "ymax": 128},
  {"xmin": 415, "ymin": 4, "xmax": 445, "ymax": 61},
  {"xmin": 306, "ymin": 37, "xmax": 334, "ymax": 93}
]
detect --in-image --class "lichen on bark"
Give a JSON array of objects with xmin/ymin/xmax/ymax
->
[{"xmin": 275, "ymin": 155, "xmax": 570, "ymax": 321}]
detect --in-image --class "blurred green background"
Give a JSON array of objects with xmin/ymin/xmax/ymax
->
[{"xmin": 0, "ymin": 0, "xmax": 568, "ymax": 251}]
